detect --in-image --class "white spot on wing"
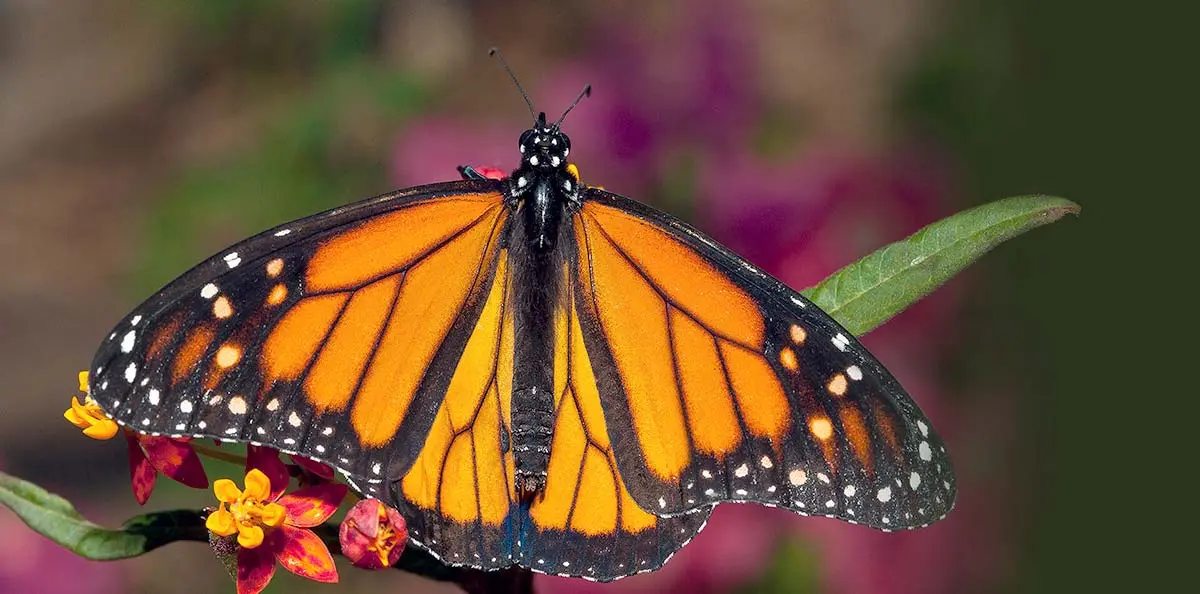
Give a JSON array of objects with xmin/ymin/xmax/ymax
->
[
  {"xmin": 120, "ymin": 331, "xmax": 137, "ymax": 353},
  {"xmin": 832, "ymin": 333, "xmax": 850, "ymax": 352},
  {"xmin": 734, "ymin": 463, "xmax": 749, "ymax": 478},
  {"xmin": 201, "ymin": 283, "xmax": 219, "ymax": 299},
  {"xmin": 147, "ymin": 389, "xmax": 160, "ymax": 405},
  {"xmin": 910, "ymin": 472, "xmax": 922, "ymax": 490},
  {"xmin": 790, "ymin": 296, "xmax": 808, "ymax": 308},
  {"xmin": 919, "ymin": 441, "xmax": 933, "ymax": 461},
  {"xmin": 917, "ymin": 420, "xmax": 929, "ymax": 437},
  {"xmin": 223, "ymin": 252, "xmax": 241, "ymax": 268},
  {"xmin": 288, "ymin": 411, "xmax": 302, "ymax": 428},
  {"xmin": 877, "ymin": 486, "xmax": 892, "ymax": 502},
  {"xmin": 846, "ymin": 365, "xmax": 863, "ymax": 381},
  {"xmin": 124, "ymin": 362, "xmax": 137, "ymax": 383},
  {"xmin": 274, "ymin": 229, "xmax": 292, "ymax": 237},
  {"xmin": 760, "ymin": 455, "xmax": 773, "ymax": 469},
  {"xmin": 180, "ymin": 399, "xmax": 193, "ymax": 413},
  {"xmin": 844, "ymin": 485, "xmax": 856, "ymax": 497}
]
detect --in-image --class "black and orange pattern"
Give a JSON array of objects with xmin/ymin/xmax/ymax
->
[{"xmin": 87, "ymin": 111, "xmax": 953, "ymax": 582}]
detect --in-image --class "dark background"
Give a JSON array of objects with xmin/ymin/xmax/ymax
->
[{"xmin": 0, "ymin": 0, "xmax": 1170, "ymax": 592}]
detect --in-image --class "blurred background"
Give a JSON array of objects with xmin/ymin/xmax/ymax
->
[{"xmin": 0, "ymin": 0, "xmax": 1165, "ymax": 592}]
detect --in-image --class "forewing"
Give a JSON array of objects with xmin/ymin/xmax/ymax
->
[{"xmin": 89, "ymin": 181, "xmax": 509, "ymax": 492}]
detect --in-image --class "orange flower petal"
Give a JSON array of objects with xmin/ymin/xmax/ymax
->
[
  {"xmin": 278, "ymin": 483, "xmax": 348, "ymax": 528},
  {"xmin": 206, "ymin": 508, "xmax": 238, "ymax": 537},
  {"xmin": 237, "ymin": 524, "xmax": 266, "ymax": 549},
  {"xmin": 260, "ymin": 503, "xmax": 286, "ymax": 527},
  {"xmin": 78, "ymin": 371, "xmax": 90, "ymax": 393},
  {"xmin": 275, "ymin": 525, "xmax": 338, "ymax": 583},
  {"xmin": 246, "ymin": 445, "xmax": 289, "ymax": 501},
  {"xmin": 64, "ymin": 405, "xmax": 86, "ymax": 428},
  {"xmin": 243, "ymin": 469, "xmax": 273, "ymax": 501},
  {"xmin": 236, "ymin": 542, "xmax": 277, "ymax": 594},
  {"xmin": 213, "ymin": 478, "xmax": 242, "ymax": 504},
  {"xmin": 83, "ymin": 419, "xmax": 119, "ymax": 440}
]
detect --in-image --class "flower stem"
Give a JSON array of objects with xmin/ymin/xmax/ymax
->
[{"xmin": 190, "ymin": 443, "xmax": 247, "ymax": 466}]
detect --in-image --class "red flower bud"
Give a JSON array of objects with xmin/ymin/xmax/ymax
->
[{"xmin": 339, "ymin": 499, "xmax": 407, "ymax": 570}]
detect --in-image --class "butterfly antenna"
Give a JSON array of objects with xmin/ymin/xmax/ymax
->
[
  {"xmin": 553, "ymin": 84, "xmax": 592, "ymax": 129},
  {"xmin": 489, "ymin": 47, "xmax": 537, "ymax": 124}
]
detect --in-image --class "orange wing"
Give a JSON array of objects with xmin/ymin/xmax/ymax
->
[
  {"xmin": 89, "ymin": 184, "xmax": 510, "ymax": 497},
  {"xmin": 364, "ymin": 246, "xmax": 708, "ymax": 579},
  {"xmin": 571, "ymin": 191, "xmax": 955, "ymax": 530}
]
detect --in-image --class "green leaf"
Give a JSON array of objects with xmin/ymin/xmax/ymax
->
[
  {"xmin": 0, "ymin": 471, "xmax": 206, "ymax": 560},
  {"xmin": 802, "ymin": 195, "xmax": 1080, "ymax": 335}
]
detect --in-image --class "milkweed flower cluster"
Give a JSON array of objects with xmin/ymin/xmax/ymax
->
[{"xmin": 64, "ymin": 375, "xmax": 407, "ymax": 594}]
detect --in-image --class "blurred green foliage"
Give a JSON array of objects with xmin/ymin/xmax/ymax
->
[
  {"xmin": 735, "ymin": 540, "xmax": 822, "ymax": 594},
  {"xmin": 135, "ymin": 2, "xmax": 427, "ymax": 294}
]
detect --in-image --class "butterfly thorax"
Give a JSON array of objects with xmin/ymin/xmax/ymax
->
[
  {"xmin": 505, "ymin": 113, "xmax": 579, "ymax": 501},
  {"xmin": 506, "ymin": 113, "xmax": 580, "ymax": 251}
]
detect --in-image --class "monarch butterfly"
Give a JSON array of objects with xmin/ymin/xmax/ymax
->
[{"xmin": 86, "ymin": 69, "xmax": 955, "ymax": 582}]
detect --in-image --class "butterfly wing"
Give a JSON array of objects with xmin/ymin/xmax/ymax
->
[
  {"xmin": 88, "ymin": 180, "xmax": 511, "ymax": 493},
  {"xmin": 359, "ymin": 248, "xmax": 708, "ymax": 579},
  {"xmin": 89, "ymin": 179, "xmax": 705, "ymax": 580},
  {"xmin": 571, "ymin": 188, "xmax": 956, "ymax": 530}
]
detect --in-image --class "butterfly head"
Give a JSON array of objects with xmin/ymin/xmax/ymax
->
[{"xmin": 519, "ymin": 112, "xmax": 571, "ymax": 172}]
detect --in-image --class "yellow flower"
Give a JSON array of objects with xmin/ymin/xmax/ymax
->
[
  {"xmin": 63, "ymin": 371, "xmax": 118, "ymax": 440},
  {"xmin": 206, "ymin": 469, "xmax": 287, "ymax": 549}
]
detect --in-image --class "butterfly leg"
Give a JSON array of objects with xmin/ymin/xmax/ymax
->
[{"xmin": 458, "ymin": 165, "xmax": 488, "ymax": 180}]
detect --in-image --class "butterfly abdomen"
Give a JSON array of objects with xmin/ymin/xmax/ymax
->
[{"xmin": 508, "ymin": 184, "xmax": 572, "ymax": 499}]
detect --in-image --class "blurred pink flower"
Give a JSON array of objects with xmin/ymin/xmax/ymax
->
[
  {"xmin": 537, "ymin": 505, "xmax": 785, "ymax": 594},
  {"xmin": 390, "ymin": 116, "xmax": 514, "ymax": 187}
]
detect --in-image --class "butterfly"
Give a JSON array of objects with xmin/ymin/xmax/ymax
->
[{"xmin": 86, "ymin": 82, "xmax": 955, "ymax": 582}]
